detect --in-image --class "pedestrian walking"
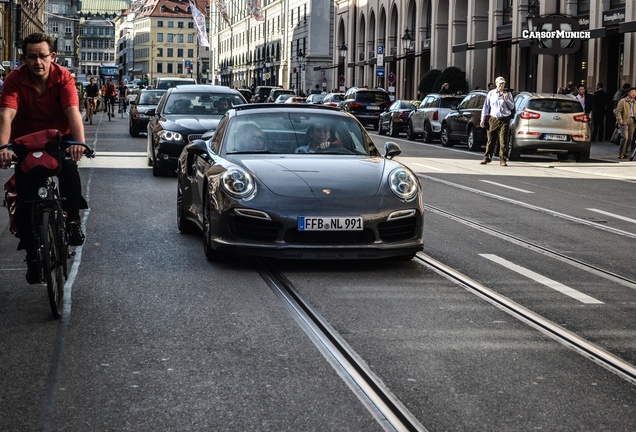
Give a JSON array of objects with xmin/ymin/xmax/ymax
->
[
  {"xmin": 615, "ymin": 86, "xmax": 636, "ymax": 159},
  {"xmin": 479, "ymin": 76, "xmax": 514, "ymax": 166}
]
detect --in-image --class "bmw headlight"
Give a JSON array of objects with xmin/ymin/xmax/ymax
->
[
  {"xmin": 158, "ymin": 130, "xmax": 184, "ymax": 143},
  {"xmin": 222, "ymin": 168, "xmax": 256, "ymax": 199},
  {"xmin": 388, "ymin": 167, "xmax": 418, "ymax": 201}
]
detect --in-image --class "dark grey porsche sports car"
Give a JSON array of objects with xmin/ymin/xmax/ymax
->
[{"xmin": 176, "ymin": 104, "xmax": 424, "ymax": 261}]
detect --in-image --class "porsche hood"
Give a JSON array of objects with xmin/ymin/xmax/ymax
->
[{"xmin": 237, "ymin": 156, "xmax": 392, "ymax": 198}]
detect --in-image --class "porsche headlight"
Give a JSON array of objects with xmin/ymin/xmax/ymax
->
[
  {"xmin": 388, "ymin": 167, "xmax": 418, "ymax": 201},
  {"xmin": 158, "ymin": 130, "xmax": 184, "ymax": 143},
  {"xmin": 222, "ymin": 168, "xmax": 256, "ymax": 199}
]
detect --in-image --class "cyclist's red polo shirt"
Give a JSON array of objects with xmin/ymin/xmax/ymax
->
[{"xmin": 0, "ymin": 62, "xmax": 79, "ymax": 141}]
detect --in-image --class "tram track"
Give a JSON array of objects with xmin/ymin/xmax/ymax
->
[
  {"xmin": 414, "ymin": 253, "xmax": 636, "ymax": 385},
  {"xmin": 257, "ymin": 261, "xmax": 428, "ymax": 432}
]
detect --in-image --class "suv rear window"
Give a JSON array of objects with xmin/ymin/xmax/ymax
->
[
  {"xmin": 356, "ymin": 91, "xmax": 390, "ymax": 103},
  {"xmin": 527, "ymin": 99, "xmax": 583, "ymax": 113}
]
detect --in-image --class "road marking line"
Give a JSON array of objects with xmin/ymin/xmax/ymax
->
[
  {"xmin": 411, "ymin": 162, "xmax": 446, "ymax": 172},
  {"xmin": 479, "ymin": 254, "xmax": 604, "ymax": 304},
  {"xmin": 587, "ymin": 208, "xmax": 636, "ymax": 225},
  {"xmin": 480, "ymin": 180, "xmax": 534, "ymax": 193}
]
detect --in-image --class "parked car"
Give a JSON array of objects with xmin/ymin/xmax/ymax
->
[
  {"xmin": 176, "ymin": 103, "xmax": 424, "ymax": 261},
  {"xmin": 378, "ymin": 100, "xmax": 420, "ymax": 137},
  {"xmin": 440, "ymin": 90, "xmax": 489, "ymax": 151},
  {"xmin": 267, "ymin": 88, "xmax": 294, "ymax": 102},
  {"xmin": 129, "ymin": 89, "xmax": 166, "ymax": 137},
  {"xmin": 322, "ymin": 92, "xmax": 345, "ymax": 108},
  {"xmin": 274, "ymin": 94, "xmax": 295, "ymax": 103},
  {"xmin": 340, "ymin": 87, "xmax": 392, "ymax": 130},
  {"xmin": 146, "ymin": 85, "xmax": 247, "ymax": 176},
  {"xmin": 407, "ymin": 93, "xmax": 465, "ymax": 142},
  {"xmin": 306, "ymin": 93, "xmax": 326, "ymax": 104},
  {"xmin": 251, "ymin": 86, "xmax": 279, "ymax": 103},
  {"xmin": 508, "ymin": 92, "xmax": 591, "ymax": 161}
]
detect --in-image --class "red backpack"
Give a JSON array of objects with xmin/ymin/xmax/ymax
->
[{"xmin": 106, "ymin": 83, "xmax": 116, "ymax": 97}]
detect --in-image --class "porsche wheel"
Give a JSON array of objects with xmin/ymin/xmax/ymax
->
[
  {"xmin": 177, "ymin": 182, "xmax": 198, "ymax": 234},
  {"xmin": 389, "ymin": 121, "xmax": 399, "ymax": 137}
]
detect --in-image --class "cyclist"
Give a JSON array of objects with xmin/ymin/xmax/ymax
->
[
  {"xmin": 84, "ymin": 77, "xmax": 99, "ymax": 122},
  {"xmin": 0, "ymin": 32, "xmax": 89, "ymax": 284},
  {"xmin": 118, "ymin": 81, "xmax": 128, "ymax": 114},
  {"xmin": 103, "ymin": 78, "xmax": 117, "ymax": 119}
]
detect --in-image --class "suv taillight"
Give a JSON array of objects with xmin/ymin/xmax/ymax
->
[
  {"xmin": 520, "ymin": 110, "xmax": 541, "ymax": 120},
  {"xmin": 432, "ymin": 110, "xmax": 439, "ymax": 121},
  {"xmin": 350, "ymin": 101, "xmax": 363, "ymax": 108},
  {"xmin": 573, "ymin": 114, "xmax": 589, "ymax": 123}
]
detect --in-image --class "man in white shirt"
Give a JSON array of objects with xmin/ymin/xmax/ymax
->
[{"xmin": 479, "ymin": 76, "xmax": 515, "ymax": 166}]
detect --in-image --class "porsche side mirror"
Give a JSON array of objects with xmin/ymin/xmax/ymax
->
[{"xmin": 384, "ymin": 142, "xmax": 402, "ymax": 159}]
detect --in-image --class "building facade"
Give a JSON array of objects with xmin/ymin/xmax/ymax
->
[
  {"xmin": 209, "ymin": 0, "xmax": 635, "ymax": 100},
  {"xmin": 133, "ymin": 0, "xmax": 210, "ymax": 85}
]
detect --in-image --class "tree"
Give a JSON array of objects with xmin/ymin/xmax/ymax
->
[
  {"xmin": 433, "ymin": 67, "xmax": 469, "ymax": 94},
  {"xmin": 418, "ymin": 69, "xmax": 441, "ymax": 97}
]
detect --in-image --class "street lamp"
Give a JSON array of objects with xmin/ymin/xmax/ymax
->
[
  {"xmin": 338, "ymin": 41, "xmax": 348, "ymax": 90},
  {"xmin": 526, "ymin": 0, "xmax": 540, "ymax": 32},
  {"xmin": 338, "ymin": 41, "xmax": 348, "ymax": 60},
  {"xmin": 401, "ymin": 29, "xmax": 414, "ymax": 53}
]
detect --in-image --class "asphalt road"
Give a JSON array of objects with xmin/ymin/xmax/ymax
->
[{"xmin": 1, "ymin": 111, "xmax": 635, "ymax": 431}]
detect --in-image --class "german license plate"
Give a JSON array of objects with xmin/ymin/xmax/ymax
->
[
  {"xmin": 298, "ymin": 216, "xmax": 363, "ymax": 231},
  {"xmin": 367, "ymin": 106, "xmax": 380, "ymax": 111},
  {"xmin": 544, "ymin": 134, "xmax": 567, "ymax": 141}
]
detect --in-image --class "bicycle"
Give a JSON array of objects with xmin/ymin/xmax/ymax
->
[
  {"xmin": 85, "ymin": 97, "xmax": 97, "ymax": 124},
  {"xmin": 118, "ymin": 95, "xmax": 127, "ymax": 119},
  {"xmin": 1, "ymin": 130, "xmax": 94, "ymax": 319}
]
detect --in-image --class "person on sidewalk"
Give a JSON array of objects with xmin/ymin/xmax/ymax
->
[
  {"xmin": 479, "ymin": 76, "xmax": 514, "ymax": 166},
  {"xmin": 592, "ymin": 83, "xmax": 608, "ymax": 142},
  {"xmin": 615, "ymin": 86, "xmax": 636, "ymax": 159}
]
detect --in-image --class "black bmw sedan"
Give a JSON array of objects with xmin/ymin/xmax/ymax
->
[
  {"xmin": 176, "ymin": 104, "xmax": 425, "ymax": 261},
  {"xmin": 146, "ymin": 85, "xmax": 246, "ymax": 176},
  {"xmin": 129, "ymin": 89, "xmax": 166, "ymax": 137}
]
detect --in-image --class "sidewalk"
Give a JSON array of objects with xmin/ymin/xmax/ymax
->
[{"xmin": 590, "ymin": 140, "xmax": 631, "ymax": 162}]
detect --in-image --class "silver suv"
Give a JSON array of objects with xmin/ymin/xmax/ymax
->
[
  {"xmin": 407, "ymin": 93, "xmax": 465, "ymax": 142},
  {"xmin": 509, "ymin": 92, "xmax": 591, "ymax": 161}
]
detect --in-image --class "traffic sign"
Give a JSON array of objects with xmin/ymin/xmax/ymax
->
[
  {"xmin": 339, "ymin": 75, "xmax": 345, "ymax": 85},
  {"xmin": 388, "ymin": 72, "xmax": 396, "ymax": 84},
  {"xmin": 376, "ymin": 66, "xmax": 385, "ymax": 77},
  {"xmin": 377, "ymin": 44, "xmax": 384, "ymax": 65}
]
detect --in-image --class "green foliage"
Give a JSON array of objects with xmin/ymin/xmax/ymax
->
[
  {"xmin": 418, "ymin": 69, "xmax": 441, "ymax": 96},
  {"xmin": 433, "ymin": 66, "xmax": 469, "ymax": 94}
]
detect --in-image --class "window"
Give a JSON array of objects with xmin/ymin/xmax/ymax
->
[
  {"xmin": 178, "ymin": 22, "xmax": 184, "ymax": 29},
  {"xmin": 157, "ymin": 33, "xmax": 164, "ymax": 42},
  {"xmin": 177, "ymin": 34, "xmax": 184, "ymax": 43},
  {"xmin": 65, "ymin": 22, "xmax": 72, "ymax": 33},
  {"xmin": 177, "ymin": 49, "xmax": 184, "ymax": 57},
  {"xmin": 167, "ymin": 34, "xmax": 174, "ymax": 42},
  {"xmin": 187, "ymin": 34, "xmax": 194, "ymax": 43},
  {"xmin": 157, "ymin": 63, "xmax": 163, "ymax": 73},
  {"xmin": 51, "ymin": 22, "xmax": 59, "ymax": 33},
  {"xmin": 187, "ymin": 49, "xmax": 194, "ymax": 57},
  {"xmin": 167, "ymin": 63, "xmax": 173, "ymax": 73},
  {"xmin": 168, "ymin": 21, "xmax": 174, "ymax": 28},
  {"xmin": 177, "ymin": 63, "xmax": 183, "ymax": 74},
  {"xmin": 157, "ymin": 48, "xmax": 164, "ymax": 57},
  {"xmin": 167, "ymin": 48, "xmax": 174, "ymax": 57},
  {"xmin": 158, "ymin": 21, "xmax": 164, "ymax": 28}
]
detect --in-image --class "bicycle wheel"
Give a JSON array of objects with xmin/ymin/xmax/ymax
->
[{"xmin": 40, "ymin": 210, "xmax": 64, "ymax": 319}]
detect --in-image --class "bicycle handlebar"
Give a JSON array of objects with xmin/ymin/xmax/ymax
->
[{"xmin": 0, "ymin": 141, "xmax": 95, "ymax": 159}]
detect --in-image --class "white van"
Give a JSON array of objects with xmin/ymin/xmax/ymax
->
[{"xmin": 152, "ymin": 77, "xmax": 196, "ymax": 90}]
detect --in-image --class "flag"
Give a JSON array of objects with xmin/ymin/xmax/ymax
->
[
  {"xmin": 214, "ymin": 0, "xmax": 231, "ymax": 26},
  {"xmin": 189, "ymin": 1, "xmax": 209, "ymax": 47},
  {"xmin": 246, "ymin": 0, "xmax": 264, "ymax": 21}
]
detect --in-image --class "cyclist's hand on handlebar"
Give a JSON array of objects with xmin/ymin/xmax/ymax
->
[
  {"xmin": 0, "ymin": 148, "xmax": 12, "ymax": 169},
  {"xmin": 67, "ymin": 144, "xmax": 87, "ymax": 162}
]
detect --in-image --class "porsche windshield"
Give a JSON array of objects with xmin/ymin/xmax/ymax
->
[{"xmin": 223, "ymin": 112, "xmax": 379, "ymax": 156}]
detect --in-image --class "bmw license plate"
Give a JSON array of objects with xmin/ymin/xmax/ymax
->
[
  {"xmin": 544, "ymin": 134, "xmax": 567, "ymax": 141},
  {"xmin": 298, "ymin": 216, "xmax": 363, "ymax": 231},
  {"xmin": 367, "ymin": 106, "xmax": 380, "ymax": 111}
]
